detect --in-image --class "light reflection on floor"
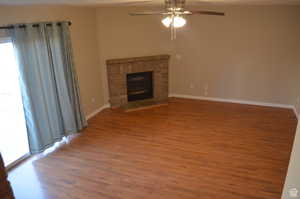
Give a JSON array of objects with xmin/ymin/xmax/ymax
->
[
  {"xmin": 8, "ymin": 158, "xmax": 48, "ymax": 199},
  {"xmin": 8, "ymin": 137, "xmax": 75, "ymax": 199}
]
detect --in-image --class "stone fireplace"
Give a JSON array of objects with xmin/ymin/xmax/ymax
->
[{"xmin": 106, "ymin": 55, "xmax": 170, "ymax": 108}]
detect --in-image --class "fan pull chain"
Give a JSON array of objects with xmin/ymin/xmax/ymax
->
[{"xmin": 170, "ymin": 15, "xmax": 177, "ymax": 40}]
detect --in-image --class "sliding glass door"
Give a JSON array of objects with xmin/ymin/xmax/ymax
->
[{"xmin": 0, "ymin": 38, "xmax": 29, "ymax": 167}]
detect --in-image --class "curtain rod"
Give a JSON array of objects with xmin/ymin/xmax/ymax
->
[{"xmin": 0, "ymin": 21, "xmax": 72, "ymax": 30}]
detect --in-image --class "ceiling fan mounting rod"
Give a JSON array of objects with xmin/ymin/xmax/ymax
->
[{"xmin": 165, "ymin": 0, "xmax": 185, "ymax": 11}]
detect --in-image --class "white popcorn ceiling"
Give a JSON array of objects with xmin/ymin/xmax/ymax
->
[{"xmin": 0, "ymin": 0, "xmax": 299, "ymax": 6}]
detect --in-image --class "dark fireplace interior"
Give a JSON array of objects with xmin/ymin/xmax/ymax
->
[{"xmin": 127, "ymin": 71, "xmax": 153, "ymax": 102}]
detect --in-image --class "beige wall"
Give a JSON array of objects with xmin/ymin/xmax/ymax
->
[
  {"xmin": 282, "ymin": 9, "xmax": 300, "ymax": 197},
  {"xmin": 0, "ymin": 5, "xmax": 104, "ymax": 116},
  {"xmin": 172, "ymin": 6, "xmax": 300, "ymax": 106},
  {"xmin": 96, "ymin": 5, "xmax": 300, "ymax": 107},
  {"xmin": 291, "ymin": 19, "xmax": 300, "ymax": 116},
  {"xmin": 282, "ymin": 118, "xmax": 300, "ymax": 199}
]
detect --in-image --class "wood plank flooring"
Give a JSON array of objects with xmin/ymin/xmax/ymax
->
[{"xmin": 8, "ymin": 98, "xmax": 297, "ymax": 199}]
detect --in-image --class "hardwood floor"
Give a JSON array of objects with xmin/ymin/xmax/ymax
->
[{"xmin": 8, "ymin": 98, "xmax": 297, "ymax": 199}]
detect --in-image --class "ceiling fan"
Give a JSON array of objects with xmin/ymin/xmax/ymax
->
[{"xmin": 129, "ymin": 0, "xmax": 225, "ymax": 40}]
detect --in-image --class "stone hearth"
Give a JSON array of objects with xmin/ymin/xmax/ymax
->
[{"xmin": 106, "ymin": 55, "xmax": 170, "ymax": 108}]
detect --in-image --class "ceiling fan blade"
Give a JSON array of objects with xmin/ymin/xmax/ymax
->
[
  {"xmin": 129, "ymin": 11, "xmax": 169, "ymax": 16},
  {"xmin": 118, "ymin": 0, "xmax": 153, "ymax": 5},
  {"xmin": 184, "ymin": 10, "xmax": 225, "ymax": 16}
]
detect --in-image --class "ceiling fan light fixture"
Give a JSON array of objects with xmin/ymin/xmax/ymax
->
[
  {"xmin": 162, "ymin": 15, "xmax": 186, "ymax": 28},
  {"xmin": 129, "ymin": 0, "xmax": 225, "ymax": 40},
  {"xmin": 162, "ymin": 16, "xmax": 172, "ymax": 28},
  {"xmin": 173, "ymin": 16, "xmax": 186, "ymax": 28}
]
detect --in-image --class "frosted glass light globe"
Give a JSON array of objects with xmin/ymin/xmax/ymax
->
[
  {"xmin": 161, "ymin": 16, "xmax": 186, "ymax": 28},
  {"xmin": 173, "ymin": 16, "xmax": 186, "ymax": 28},
  {"xmin": 162, "ymin": 16, "xmax": 172, "ymax": 28}
]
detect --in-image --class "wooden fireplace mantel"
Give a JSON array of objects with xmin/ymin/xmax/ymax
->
[{"xmin": 106, "ymin": 54, "xmax": 170, "ymax": 65}]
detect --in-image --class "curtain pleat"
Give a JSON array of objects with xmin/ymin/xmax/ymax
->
[{"xmin": 8, "ymin": 22, "xmax": 87, "ymax": 153}]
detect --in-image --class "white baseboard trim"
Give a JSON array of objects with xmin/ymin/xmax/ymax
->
[
  {"xmin": 292, "ymin": 106, "xmax": 299, "ymax": 119},
  {"xmin": 86, "ymin": 96, "xmax": 298, "ymax": 120},
  {"xmin": 169, "ymin": 94, "xmax": 298, "ymax": 118},
  {"xmin": 86, "ymin": 103, "xmax": 110, "ymax": 120}
]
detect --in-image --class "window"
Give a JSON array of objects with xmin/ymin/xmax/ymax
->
[{"xmin": 0, "ymin": 38, "xmax": 29, "ymax": 167}]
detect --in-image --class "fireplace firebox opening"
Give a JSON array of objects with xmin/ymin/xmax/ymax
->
[{"xmin": 127, "ymin": 71, "xmax": 153, "ymax": 102}]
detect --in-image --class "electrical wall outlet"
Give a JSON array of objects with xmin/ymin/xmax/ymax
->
[
  {"xmin": 175, "ymin": 54, "xmax": 182, "ymax": 60},
  {"xmin": 204, "ymin": 84, "xmax": 208, "ymax": 96},
  {"xmin": 189, "ymin": 83, "xmax": 195, "ymax": 89},
  {"xmin": 91, "ymin": 97, "xmax": 96, "ymax": 103}
]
